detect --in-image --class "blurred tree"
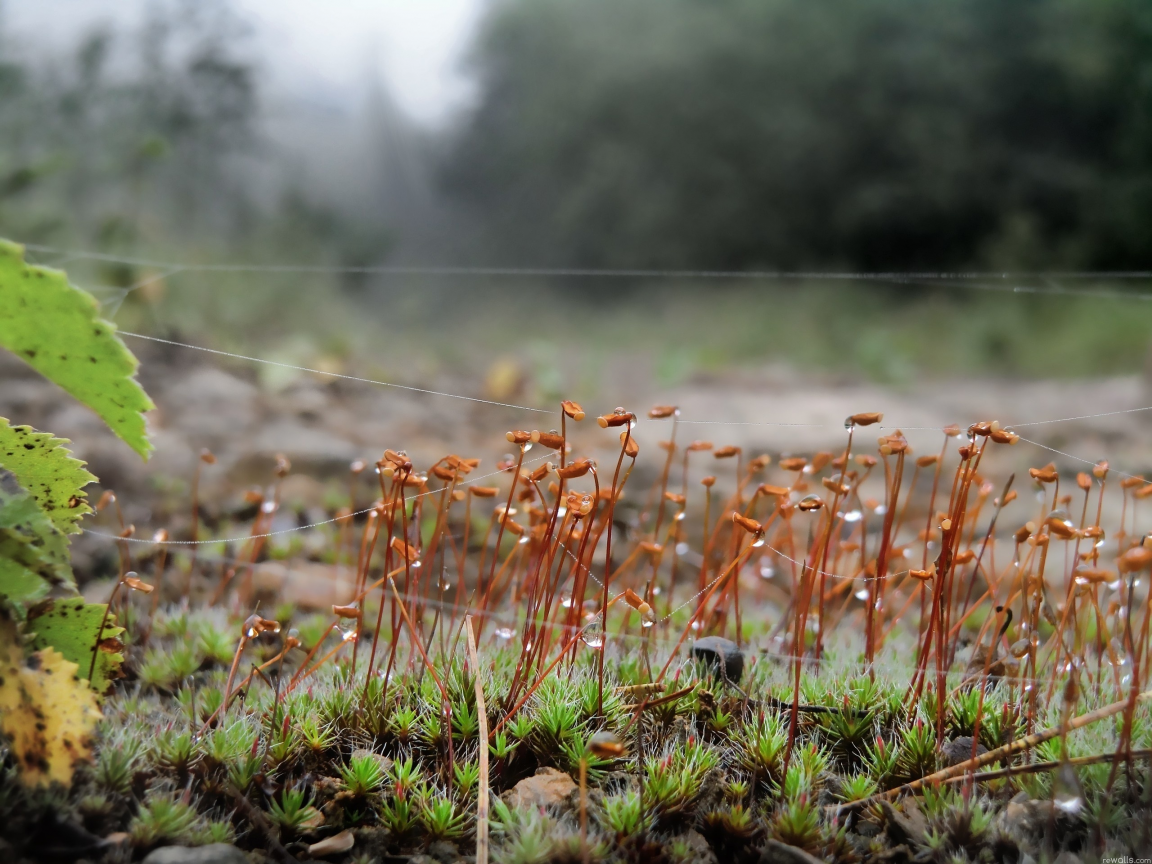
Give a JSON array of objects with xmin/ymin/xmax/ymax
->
[
  {"xmin": 444, "ymin": 0, "xmax": 1152, "ymax": 270},
  {"xmin": 0, "ymin": 0, "xmax": 258, "ymax": 262}
]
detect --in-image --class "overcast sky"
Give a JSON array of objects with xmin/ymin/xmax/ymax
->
[{"xmin": 3, "ymin": 0, "xmax": 487, "ymax": 124}]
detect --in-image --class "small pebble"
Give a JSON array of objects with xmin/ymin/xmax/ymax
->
[{"xmin": 691, "ymin": 635, "xmax": 744, "ymax": 683}]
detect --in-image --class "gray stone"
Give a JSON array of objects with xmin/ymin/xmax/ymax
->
[
  {"xmin": 249, "ymin": 421, "xmax": 359, "ymax": 471},
  {"xmin": 691, "ymin": 636, "xmax": 744, "ymax": 683},
  {"xmin": 142, "ymin": 844, "xmax": 248, "ymax": 864},
  {"xmin": 350, "ymin": 748, "xmax": 394, "ymax": 775},
  {"xmin": 162, "ymin": 367, "xmax": 260, "ymax": 443}
]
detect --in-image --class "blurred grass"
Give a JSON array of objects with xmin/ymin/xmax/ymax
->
[{"xmin": 99, "ymin": 267, "xmax": 1152, "ymax": 401}]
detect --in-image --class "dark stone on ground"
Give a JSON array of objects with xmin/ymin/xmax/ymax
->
[
  {"xmin": 758, "ymin": 838, "xmax": 823, "ymax": 864},
  {"xmin": 677, "ymin": 829, "xmax": 719, "ymax": 864},
  {"xmin": 996, "ymin": 792, "xmax": 1087, "ymax": 858},
  {"xmin": 142, "ymin": 845, "xmax": 248, "ymax": 864},
  {"xmin": 866, "ymin": 844, "xmax": 914, "ymax": 864},
  {"xmin": 26, "ymin": 812, "xmax": 108, "ymax": 860},
  {"xmin": 880, "ymin": 799, "xmax": 927, "ymax": 847},
  {"xmin": 692, "ymin": 636, "xmax": 744, "ymax": 683},
  {"xmin": 940, "ymin": 735, "xmax": 988, "ymax": 766}
]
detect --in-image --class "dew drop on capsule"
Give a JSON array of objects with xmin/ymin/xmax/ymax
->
[{"xmin": 1010, "ymin": 639, "xmax": 1031, "ymax": 658}]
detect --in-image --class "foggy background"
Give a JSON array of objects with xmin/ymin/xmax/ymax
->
[{"xmin": 3, "ymin": 0, "xmax": 1152, "ymax": 486}]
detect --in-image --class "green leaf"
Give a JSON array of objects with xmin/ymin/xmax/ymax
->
[
  {"xmin": 27, "ymin": 597, "xmax": 124, "ymax": 696},
  {"xmin": 0, "ymin": 239, "xmax": 154, "ymax": 458},
  {"xmin": 0, "ymin": 468, "xmax": 73, "ymax": 605},
  {"xmin": 0, "ymin": 418, "xmax": 95, "ymax": 535}
]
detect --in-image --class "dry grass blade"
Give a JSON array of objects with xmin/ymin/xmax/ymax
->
[
  {"xmin": 839, "ymin": 688, "xmax": 1152, "ymax": 813},
  {"xmin": 937, "ymin": 748, "xmax": 1152, "ymax": 787},
  {"xmin": 465, "ymin": 616, "xmax": 489, "ymax": 864}
]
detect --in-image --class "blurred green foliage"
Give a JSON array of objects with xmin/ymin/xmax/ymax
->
[
  {"xmin": 1, "ymin": 0, "xmax": 1150, "ymax": 385},
  {"xmin": 446, "ymin": 0, "xmax": 1152, "ymax": 270}
]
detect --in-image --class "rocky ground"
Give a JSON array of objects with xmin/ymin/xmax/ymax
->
[{"xmin": 4, "ymin": 342, "xmax": 1149, "ymax": 534}]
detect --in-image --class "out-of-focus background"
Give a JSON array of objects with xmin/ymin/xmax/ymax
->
[{"xmin": 2, "ymin": 0, "xmax": 1152, "ymax": 523}]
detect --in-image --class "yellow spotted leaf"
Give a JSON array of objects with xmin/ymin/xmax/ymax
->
[
  {"xmin": 27, "ymin": 598, "xmax": 124, "ymax": 696},
  {"xmin": 0, "ymin": 617, "xmax": 102, "ymax": 787}
]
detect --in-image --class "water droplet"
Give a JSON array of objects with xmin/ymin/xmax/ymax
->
[
  {"xmin": 518, "ymin": 536, "xmax": 530, "ymax": 544},
  {"xmin": 582, "ymin": 627, "xmax": 605, "ymax": 648},
  {"xmin": 1052, "ymin": 760, "xmax": 1083, "ymax": 815},
  {"xmin": 560, "ymin": 594, "xmax": 573, "ymax": 608},
  {"xmin": 690, "ymin": 620, "xmax": 701, "ymax": 631},
  {"xmin": 843, "ymin": 510, "xmax": 863, "ymax": 523},
  {"xmin": 522, "ymin": 443, "xmax": 533, "ymax": 452},
  {"xmin": 759, "ymin": 565, "xmax": 775, "ymax": 580},
  {"xmin": 676, "ymin": 542, "xmax": 690, "ymax": 555},
  {"xmin": 855, "ymin": 589, "xmax": 869, "ymax": 601},
  {"xmin": 494, "ymin": 627, "xmax": 515, "ymax": 640},
  {"xmin": 261, "ymin": 500, "xmax": 276, "ymax": 514},
  {"xmin": 675, "ymin": 511, "xmax": 686, "ymax": 521},
  {"xmin": 341, "ymin": 628, "xmax": 358, "ymax": 643},
  {"xmin": 874, "ymin": 504, "xmax": 887, "ymax": 516},
  {"xmin": 752, "ymin": 538, "xmax": 765, "ymax": 547}
]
